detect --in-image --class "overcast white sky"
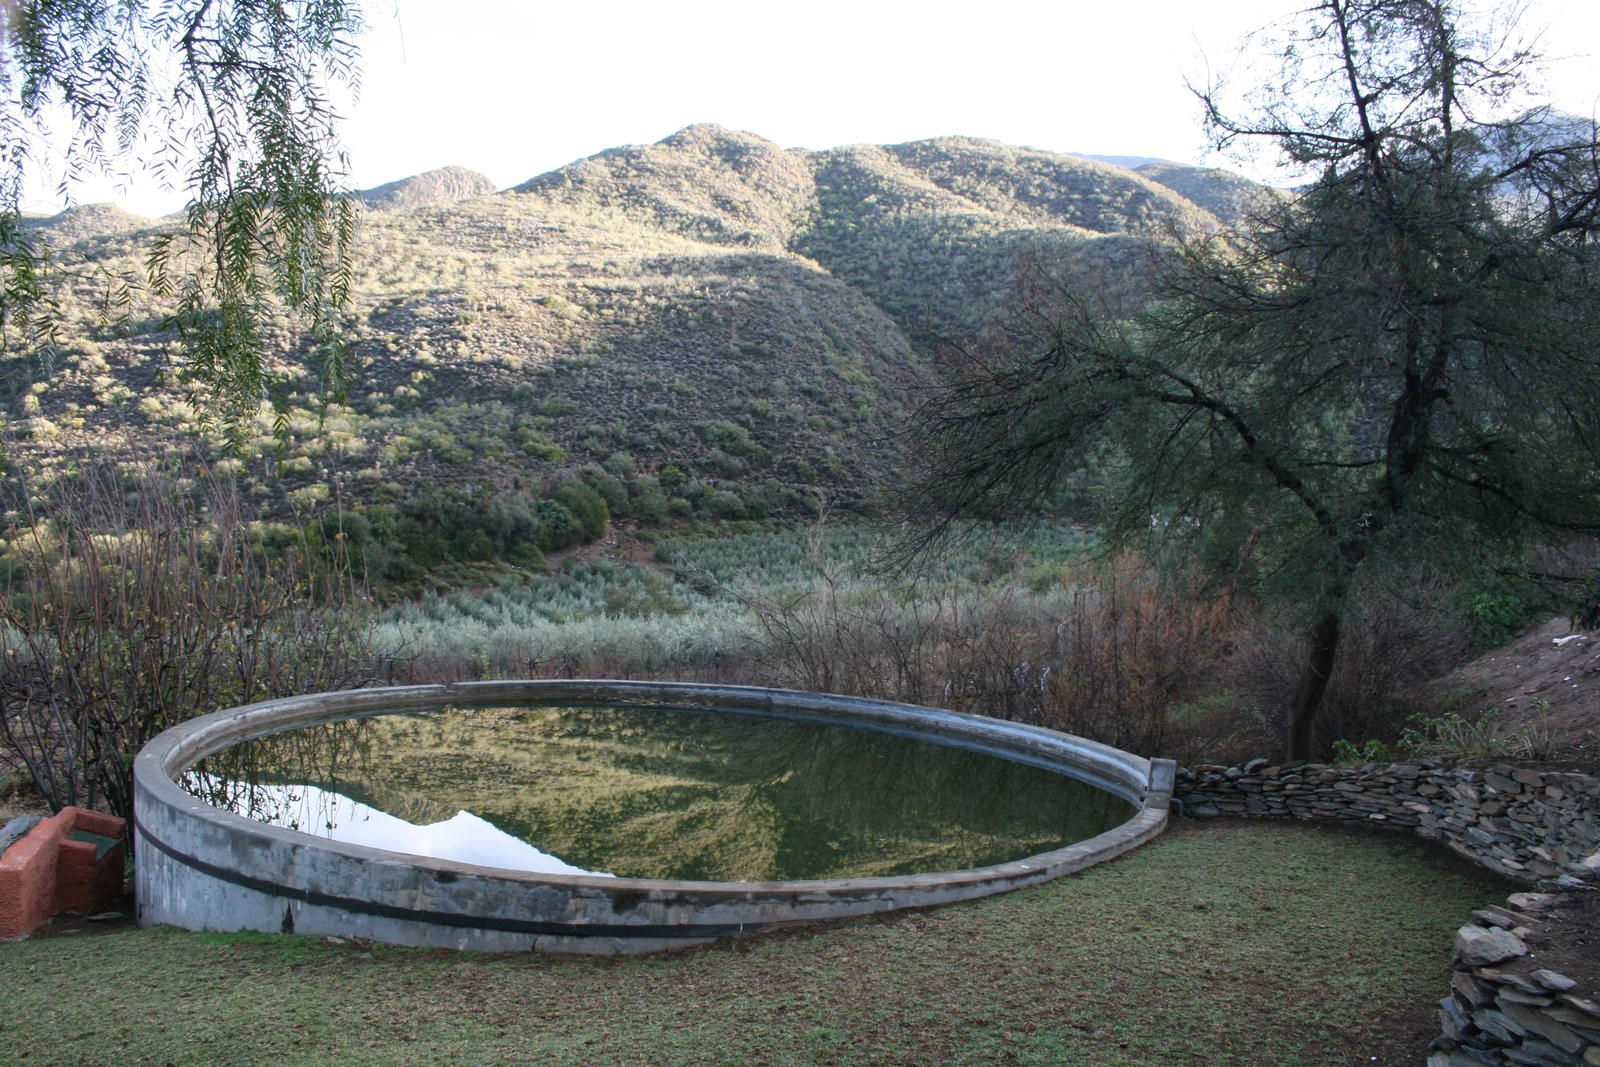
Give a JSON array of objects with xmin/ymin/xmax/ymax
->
[{"xmin": 32, "ymin": 0, "xmax": 1600, "ymax": 217}]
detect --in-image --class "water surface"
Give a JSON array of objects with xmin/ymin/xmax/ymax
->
[{"xmin": 187, "ymin": 704, "xmax": 1131, "ymax": 881}]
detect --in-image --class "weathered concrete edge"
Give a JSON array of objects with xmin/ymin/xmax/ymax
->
[{"xmin": 135, "ymin": 681, "xmax": 1173, "ymax": 953}]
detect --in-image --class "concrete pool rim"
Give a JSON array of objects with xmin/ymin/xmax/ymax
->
[{"xmin": 134, "ymin": 680, "xmax": 1175, "ymax": 952}]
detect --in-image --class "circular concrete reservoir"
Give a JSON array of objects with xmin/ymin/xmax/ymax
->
[{"xmin": 134, "ymin": 681, "xmax": 1174, "ymax": 953}]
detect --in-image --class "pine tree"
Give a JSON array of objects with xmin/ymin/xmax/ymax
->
[{"xmin": 918, "ymin": 0, "xmax": 1600, "ymax": 759}]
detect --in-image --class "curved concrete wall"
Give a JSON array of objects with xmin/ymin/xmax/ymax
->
[{"xmin": 135, "ymin": 681, "xmax": 1174, "ymax": 954}]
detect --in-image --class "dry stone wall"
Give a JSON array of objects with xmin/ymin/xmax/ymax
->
[
  {"xmin": 1177, "ymin": 758, "xmax": 1600, "ymax": 1065},
  {"xmin": 1176, "ymin": 759, "xmax": 1600, "ymax": 882},
  {"xmin": 1435, "ymin": 894, "xmax": 1600, "ymax": 1066}
]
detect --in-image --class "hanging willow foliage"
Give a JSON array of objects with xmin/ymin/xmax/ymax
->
[{"xmin": 0, "ymin": 0, "xmax": 363, "ymax": 444}]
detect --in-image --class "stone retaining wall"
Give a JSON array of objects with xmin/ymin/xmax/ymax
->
[
  {"xmin": 1177, "ymin": 758, "xmax": 1600, "ymax": 1065},
  {"xmin": 1435, "ymin": 895, "xmax": 1600, "ymax": 1066},
  {"xmin": 1176, "ymin": 759, "xmax": 1600, "ymax": 881}
]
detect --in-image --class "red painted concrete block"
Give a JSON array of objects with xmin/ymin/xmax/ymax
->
[
  {"xmin": 0, "ymin": 811, "xmax": 64, "ymax": 940},
  {"xmin": 0, "ymin": 807, "xmax": 127, "ymax": 940}
]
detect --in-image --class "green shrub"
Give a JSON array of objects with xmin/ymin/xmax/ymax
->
[
  {"xmin": 1457, "ymin": 573, "xmax": 1545, "ymax": 649},
  {"xmin": 534, "ymin": 499, "xmax": 582, "ymax": 551},
  {"xmin": 518, "ymin": 432, "xmax": 566, "ymax": 461},
  {"xmin": 583, "ymin": 469, "xmax": 630, "ymax": 517},
  {"xmin": 705, "ymin": 449, "xmax": 746, "ymax": 477},
  {"xmin": 632, "ymin": 490, "xmax": 667, "ymax": 524},
  {"xmin": 702, "ymin": 419, "xmax": 763, "ymax": 459},
  {"xmin": 535, "ymin": 397, "xmax": 578, "ymax": 417},
  {"xmin": 452, "ymin": 527, "xmax": 495, "ymax": 562},
  {"xmin": 707, "ymin": 490, "xmax": 747, "ymax": 520},
  {"xmin": 1330, "ymin": 738, "xmax": 1389, "ymax": 765},
  {"xmin": 552, "ymin": 481, "xmax": 608, "ymax": 541},
  {"xmin": 508, "ymin": 541, "xmax": 547, "ymax": 568}
]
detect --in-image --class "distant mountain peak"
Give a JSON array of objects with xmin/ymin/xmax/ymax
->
[
  {"xmin": 514, "ymin": 123, "xmax": 816, "ymax": 248},
  {"xmin": 659, "ymin": 122, "xmax": 765, "ymax": 146},
  {"xmin": 26, "ymin": 202, "xmax": 154, "ymax": 242},
  {"xmin": 1134, "ymin": 161, "xmax": 1282, "ymax": 226},
  {"xmin": 359, "ymin": 166, "xmax": 497, "ymax": 212},
  {"xmin": 1072, "ymin": 152, "xmax": 1172, "ymax": 170}
]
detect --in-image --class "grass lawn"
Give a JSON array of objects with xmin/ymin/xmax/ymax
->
[{"xmin": 0, "ymin": 820, "xmax": 1507, "ymax": 1066}]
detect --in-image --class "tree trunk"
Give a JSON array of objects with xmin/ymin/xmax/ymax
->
[{"xmin": 1286, "ymin": 609, "xmax": 1343, "ymax": 761}]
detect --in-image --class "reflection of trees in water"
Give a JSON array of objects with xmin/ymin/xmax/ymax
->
[
  {"xmin": 520, "ymin": 703, "xmax": 1132, "ymax": 878},
  {"xmin": 684, "ymin": 710, "xmax": 1132, "ymax": 878},
  {"xmin": 185, "ymin": 717, "xmax": 388, "ymax": 831},
  {"xmin": 184, "ymin": 704, "xmax": 1132, "ymax": 880}
]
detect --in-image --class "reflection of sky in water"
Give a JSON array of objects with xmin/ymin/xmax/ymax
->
[{"xmin": 183, "ymin": 772, "xmax": 610, "ymax": 877}]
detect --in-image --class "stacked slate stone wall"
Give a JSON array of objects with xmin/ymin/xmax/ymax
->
[
  {"xmin": 1177, "ymin": 758, "xmax": 1600, "ymax": 1065},
  {"xmin": 1435, "ymin": 895, "xmax": 1600, "ymax": 1066},
  {"xmin": 1176, "ymin": 759, "xmax": 1600, "ymax": 882}
]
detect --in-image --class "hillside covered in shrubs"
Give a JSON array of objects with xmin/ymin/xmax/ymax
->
[{"xmin": 2, "ymin": 125, "xmax": 1262, "ymax": 541}]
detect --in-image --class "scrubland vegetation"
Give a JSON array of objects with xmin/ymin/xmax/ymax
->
[
  {"xmin": 372, "ymin": 519, "xmax": 1562, "ymax": 766},
  {"xmin": 0, "ymin": 441, "xmax": 1573, "ymax": 821},
  {"xmin": 3, "ymin": 124, "xmax": 1236, "ymax": 526},
  {"xmin": 375, "ymin": 523, "xmax": 1088, "ymax": 680}
]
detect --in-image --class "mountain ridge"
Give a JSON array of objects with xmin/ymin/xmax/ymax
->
[{"xmin": 5, "ymin": 124, "xmax": 1266, "ymax": 532}]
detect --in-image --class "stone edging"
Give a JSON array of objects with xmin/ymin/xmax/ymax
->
[
  {"xmin": 1176, "ymin": 758, "xmax": 1600, "ymax": 1064},
  {"xmin": 1436, "ymin": 894, "xmax": 1600, "ymax": 1066},
  {"xmin": 1177, "ymin": 759, "xmax": 1600, "ymax": 881}
]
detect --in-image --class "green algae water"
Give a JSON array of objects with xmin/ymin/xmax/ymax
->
[{"xmin": 187, "ymin": 704, "xmax": 1132, "ymax": 881}]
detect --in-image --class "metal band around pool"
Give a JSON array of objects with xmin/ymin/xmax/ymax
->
[{"xmin": 134, "ymin": 681, "xmax": 1175, "ymax": 954}]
